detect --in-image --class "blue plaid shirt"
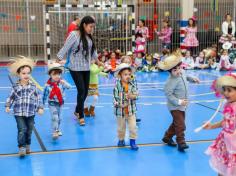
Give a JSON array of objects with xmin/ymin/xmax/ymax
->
[
  {"xmin": 42, "ymin": 79, "xmax": 71, "ymax": 106},
  {"xmin": 5, "ymin": 81, "xmax": 43, "ymax": 117},
  {"xmin": 57, "ymin": 31, "xmax": 98, "ymax": 71},
  {"xmin": 113, "ymin": 79, "xmax": 138, "ymax": 118}
]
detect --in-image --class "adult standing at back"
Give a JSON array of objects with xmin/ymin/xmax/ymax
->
[
  {"xmin": 219, "ymin": 13, "xmax": 236, "ymax": 46},
  {"xmin": 57, "ymin": 16, "xmax": 102, "ymax": 126},
  {"xmin": 66, "ymin": 16, "xmax": 80, "ymax": 39}
]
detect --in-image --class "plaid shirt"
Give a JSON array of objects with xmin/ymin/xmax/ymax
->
[
  {"xmin": 113, "ymin": 79, "xmax": 138, "ymax": 118},
  {"xmin": 42, "ymin": 79, "xmax": 71, "ymax": 106},
  {"xmin": 57, "ymin": 31, "xmax": 98, "ymax": 71},
  {"xmin": 5, "ymin": 81, "xmax": 43, "ymax": 117}
]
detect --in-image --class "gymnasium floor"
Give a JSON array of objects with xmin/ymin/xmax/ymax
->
[{"xmin": 0, "ymin": 67, "xmax": 226, "ymax": 176}]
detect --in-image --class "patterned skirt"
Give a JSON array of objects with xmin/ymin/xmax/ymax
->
[
  {"xmin": 219, "ymin": 35, "xmax": 236, "ymax": 44},
  {"xmin": 88, "ymin": 84, "xmax": 99, "ymax": 96}
]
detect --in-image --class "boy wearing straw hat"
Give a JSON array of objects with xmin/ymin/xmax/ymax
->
[
  {"xmin": 42, "ymin": 62, "xmax": 71, "ymax": 139},
  {"xmin": 5, "ymin": 56, "xmax": 44, "ymax": 157},
  {"xmin": 113, "ymin": 63, "xmax": 139, "ymax": 150},
  {"xmin": 158, "ymin": 50, "xmax": 200, "ymax": 152}
]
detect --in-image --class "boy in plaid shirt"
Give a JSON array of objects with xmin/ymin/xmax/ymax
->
[
  {"xmin": 113, "ymin": 63, "xmax": 139, "ymax": 150},
  {"xmin": 5, "ymin": 56, "xmax": 44, "ymax": 157}
]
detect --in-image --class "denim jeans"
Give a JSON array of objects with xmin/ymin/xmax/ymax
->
[
  {"xmin": 15, "ymin": 116, "xmax": 35, "ymax": 148},
  {"xmin": 49, "ymin": 104, "xmax": 62, "ymax": 132}
]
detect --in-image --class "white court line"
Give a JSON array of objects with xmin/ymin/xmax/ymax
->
[
  {"xmin": 99, "ymin": 92, "xmax": 215, "ymax": 98},
  {"xmin": 0, "ymin": 99, "xmax": 214, "ymax": 106}
]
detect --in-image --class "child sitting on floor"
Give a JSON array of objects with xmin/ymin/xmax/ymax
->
[
  {"xmin": 181, "ymin": 50, "xmax": 194, "ymax": 70},
  {"xmin": 195, "ymin": 51, "xmax": 209, "ymax": 69}
]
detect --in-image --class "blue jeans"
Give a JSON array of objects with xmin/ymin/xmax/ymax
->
[
  {"xmin": 49, "ymin": 104, "xmax": 62, "ymax": 132},
  {"xmin": 15, "ymin": 116, "xmax": 35, "ymax": 148}
]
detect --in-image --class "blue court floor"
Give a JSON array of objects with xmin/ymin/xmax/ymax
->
[{"xmin": 0, "ymin": 67, "xmax": 228, "ymax": 176}]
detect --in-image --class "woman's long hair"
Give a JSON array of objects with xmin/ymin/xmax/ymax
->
[{"xmin": 76, "ymin": 16, "xmax": 96, "ymax": 59}]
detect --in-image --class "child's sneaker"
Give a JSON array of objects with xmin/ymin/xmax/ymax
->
[
  {"xmin": 52, "ymin": 132, "xmax": 59, "ymax": 139},
  {"xmin": 26, "ymin": 145, "xmax": 31, "ymax": 154},
  {"xmin": 19, "ymin": 147, "xmax": 26, "ymax": 157},
  {"xmin": 130, "ymin": 139, "xmax": 139, "ymax": 150},
  {"xmin": 117, "ymin": 140, "xmax": 125, "ymax": 147},
  {"xmin": 57, "ymin": 130, "xmax": 63, "ymax": 136}
]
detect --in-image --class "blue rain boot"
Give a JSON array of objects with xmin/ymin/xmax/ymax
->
[
  {"xmin": 130, "ymin": 139, "xmax": 139, "ymax": 150},
  {"xmin": 117, "ymin": 140, "xmax": 125, "ymax": 147}
]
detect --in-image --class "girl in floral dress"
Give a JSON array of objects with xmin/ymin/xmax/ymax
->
[
  {"xmin": 183, "ymin": 17, "xmax": 199, "ymax": 56},
  {"xmin": 204, "ymin": 73, "xmax": 236, "ymax": 176}
]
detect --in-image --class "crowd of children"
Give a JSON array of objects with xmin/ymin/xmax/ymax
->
[{"xmin": 4, "ymin": 49, "xmax": 236, "ymax": 176}]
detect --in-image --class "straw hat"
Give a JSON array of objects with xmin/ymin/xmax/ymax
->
[
  {"xmin": 48, "ymin": 62, "xmax": 64, "ymax": 74},
  {"xmin": 127, "ymin": 51, "xmax": 133, "ymax": 56},
  {"xmin": 153, "ymin": 53, "xmax": 160, "ymax": 59},
  {"xmin": 158, "ymin": 50, "xmax": 182, "ymax": 71},
  {"xmin": 215, "ymin": 73, "xmax": 236, "ymax": 93},
  {"xmin": 9, "ymin": 56, "xmax": 35, "ymax": 76},
  {"xmin": 203, "ymin": 48, "xmax": 215, "ymax": 58},
  {"xmin": 114, "ymin": 63, "xmax": 134, "ymax": 78},
  {"xmin": 222, "ymin": 41, "xmax": 232, "ymax": 50},
  {"xmin": 146, "ymin": 55, "xmax": 153, "ymax": 61}
]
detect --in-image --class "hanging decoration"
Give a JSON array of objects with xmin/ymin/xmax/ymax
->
[
  {"xmin": 215, "ymin": 27, "xmax": 220, "ymax": 32},
  {"xmin": 153, "ymin": 24, "xmax": 158, "ymax": 30},
  {"xmin": 203, "ymin": 23, "xmax": 209, "ymax": 30},
  {"xmin": 15, "ymin": 15, "xmax": 22, "ymax": 21},
  {"xmin": 203, "ymin": 11, "xmax": 210, "ymax": 18},
  {"xmin": 140, "ymin": 15, "xmax": 146, "ymax": 20},
  {"xmin": 30, "ymin": 15, "xmax": 36, "ymax": 21},
  {"xmin": 215, "ymin": 15, "xmax": 221, "ymax": 22},
  {"xmin": 3, "ymin": 25, "xmax": 10, "ymax": 32},
  {"xmin": 164, "ymin": 11, "xmax": 170, "ymax": 17},
  {"xmin": 17, "ymin": 27, "xmax": 24, "ymax": 32},
  {"xmin": 32, "ymin": 26, "xmax": 37, "ymax": 33},
  {"xmin": 176, "ymin": 7, "xmax": 182, "ymax": 13},
  {"xmin": 0, "ymin": 13, "xmax": 7, "ymax": 18},
  {"xmin": 154, "ymin": 14, "xmax": 158, "ymax": 20}
]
